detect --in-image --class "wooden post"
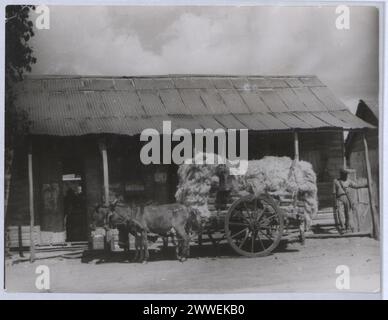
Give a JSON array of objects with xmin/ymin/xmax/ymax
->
[
  {"xmin": 28, "ymin": 146, "xmax": 36, "ymax": 262},
  {"xmin": 363, "ymin": 132, "xmax": 379, "ymax": 239},
  {"xmin": 343, "ymin": 130, "xmax": 347, "ymax": 169},
  {"xmin": 18, "ymin": 225, "xmax": 24, "ymax": 257},
  {"xmin": 294, "ymin": 131, "xmax": 299, "ymax": 161},
  {"xmin": 99, "ymin": 139, "xmax": 110, "ymax": 206}
]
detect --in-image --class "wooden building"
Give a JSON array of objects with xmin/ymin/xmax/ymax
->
[
  {"xmin": 6, "ymin": 75, "xmax": 376, "ymax": 247},
  {"xmin": 345, "ymin": 99, "xmax": 379, "ymax": 234}
]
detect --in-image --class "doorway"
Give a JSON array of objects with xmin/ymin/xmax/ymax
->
[{"xmin": 62, "ymin": 157, "xmax": 87, "ymax": 242}]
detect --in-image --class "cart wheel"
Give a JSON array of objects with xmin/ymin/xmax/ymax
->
[{"xmin": 225, "ymin": 194, "xmax": 284, "ymax": 257}]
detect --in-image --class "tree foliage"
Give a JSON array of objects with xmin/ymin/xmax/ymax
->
[
  {"xmin": 6, "ymin": 5, "xmax": 36, "ymax": 82},
  {"xmin": 5, "ymin": 5, "xmax": 36, "ymax": 145},
  {"xmin": 4, "ymin": 5, "xmax": 37, "ymax": 222}
]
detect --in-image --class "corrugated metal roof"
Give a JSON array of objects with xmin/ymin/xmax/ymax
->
[{"xmin": 14, "ymin": 75, "xmax": 375, "ymax": 136}]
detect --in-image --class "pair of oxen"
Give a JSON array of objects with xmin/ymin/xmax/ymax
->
[{"xmin": 93, "ymin": 201, "xmax": 202, "ymax": 262}]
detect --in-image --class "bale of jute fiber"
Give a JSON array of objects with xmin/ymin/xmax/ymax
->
[
  {"xmin": 231, "ymin": 156, "xmax": 318, "ymax": 221},
  {"xmin": 175, "ymin": 155, "xmax": 217, "ymax": 218},
  {"xmin": 175, "ymin": 154, "xmax": 318, "ymax": 223}
]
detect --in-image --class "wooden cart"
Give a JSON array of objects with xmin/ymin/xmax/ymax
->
[{"xmin": 201, "ymin": 190, "xmax": 306, "ymax": 257}]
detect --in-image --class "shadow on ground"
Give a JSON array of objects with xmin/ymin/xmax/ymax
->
[{"xmin": 81, "ymin": 240, "xmax": 300, "ymax": 264}]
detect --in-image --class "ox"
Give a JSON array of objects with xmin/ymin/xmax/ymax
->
[{"xmin": 95, "ymin": 202, "xmax": 201, "ymax": 262}]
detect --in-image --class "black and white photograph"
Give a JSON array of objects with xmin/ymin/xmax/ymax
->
[{"xmin": 2, "ymin": 2, "xmax": 382, "ymax": 297}]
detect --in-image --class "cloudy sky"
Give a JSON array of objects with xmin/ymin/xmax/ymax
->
[{"xmin": 29, "ymin": 5, "xmax": 379, "ymax": 111}]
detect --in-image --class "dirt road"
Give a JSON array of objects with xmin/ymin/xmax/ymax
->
[{"xmin": 5, "ymin": 237, "xmax": 380, "ymax": 294}]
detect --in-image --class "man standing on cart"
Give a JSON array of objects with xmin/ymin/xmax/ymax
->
[{"xmin": 333, "ymin": 168, "xmax": 368, "ymax": 234}]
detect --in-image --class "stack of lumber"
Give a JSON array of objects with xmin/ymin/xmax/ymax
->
[{"xmin": 7, "ymin": 226, "xmax": 41, "ymax": 248}]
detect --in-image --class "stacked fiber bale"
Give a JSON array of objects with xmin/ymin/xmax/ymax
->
[
  {"xmin": 231, "ymin": 156, "xmax": 318, "ymax": 221},
  {"xmin": 176, "ymin": 154, "xmax": 318, "ymax": 223},
  {"xmin": 175, "ymin": 155, "xmax": 218, "ymax": 218}
]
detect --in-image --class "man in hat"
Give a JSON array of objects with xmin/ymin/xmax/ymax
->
[{"xmin": 333, "ymin": 168, "xmax": 368, "ymax": 233}]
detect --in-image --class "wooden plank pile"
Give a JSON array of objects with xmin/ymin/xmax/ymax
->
[{"xmin": 7, "ymin": 226, "xmax": 41, "ymax": 248}]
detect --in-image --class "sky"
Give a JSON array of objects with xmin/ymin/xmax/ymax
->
[{"xmin": 29, "ymin": 5, "xmax": 379, "ymax": 112}]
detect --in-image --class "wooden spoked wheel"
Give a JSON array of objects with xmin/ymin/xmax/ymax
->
[{"xmin": 225, "ymin": 194, "xmax": 284, "ymax": 257}]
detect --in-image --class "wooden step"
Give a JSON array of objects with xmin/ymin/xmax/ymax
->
[
  {"xmin": 314, "ymin": 212, "xmax": 335, "ymax": 220},
  {"xmin": 306, "ymin": 232, "xmax": 371, "ymax": 239}
]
